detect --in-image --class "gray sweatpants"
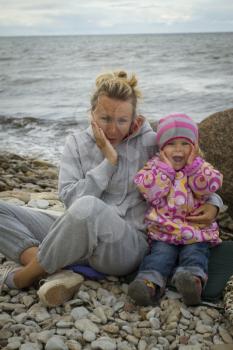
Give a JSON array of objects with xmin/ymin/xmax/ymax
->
[{"xmin": 0, "ymin": 196, "xmax": 148, "ymax": 276}]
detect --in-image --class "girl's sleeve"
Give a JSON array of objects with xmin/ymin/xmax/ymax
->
[
  {"xmin": 186, "ymin": 157, "xmax": 223, "ymax": 196},
  {"xmin": 134, "ymin": 156, "xmax": 175, "ymax": 205},
  {"xmin": 58, "ymin": 135, "xmax": 116, "ymax": 208}
]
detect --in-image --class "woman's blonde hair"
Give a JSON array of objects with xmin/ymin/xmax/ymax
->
[{"xmin": 91, "ymin": 70, "xmax": 141, "ymax": 119}]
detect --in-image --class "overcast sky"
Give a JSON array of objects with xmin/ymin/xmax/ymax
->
[{"xmin": 0, "ymin": 0, "xmax": 233, "ymax": 36}]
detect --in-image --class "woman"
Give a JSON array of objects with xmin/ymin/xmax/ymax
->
[{"xmin": 0, "ymin": 71, "xmax": 221, "ymax": 307}]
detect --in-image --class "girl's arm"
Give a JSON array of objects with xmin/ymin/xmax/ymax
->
[
  {"xmin": 185, "ymin": 157, "xmax": 223, "ymax": 196},
  {"xmin": 134, "ymin": 156, "xmax": 175, "ymax": 204},
  {"xmin": 58, "ymin": 134, "xmax": 117, "ymax": 208}
]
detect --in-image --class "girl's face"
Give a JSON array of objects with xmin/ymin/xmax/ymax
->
[
  {"xmin": 92, "ymin": 95, "xmax": 134, "ymax": 146},
  {"xmin": 163, "ymin": 138, "xmax": 192, "ymax": 170}
]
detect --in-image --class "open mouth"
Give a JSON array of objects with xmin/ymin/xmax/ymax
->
[{"xmin": 172, "ymin": 156, "xmax": 184, "ymax": 163}]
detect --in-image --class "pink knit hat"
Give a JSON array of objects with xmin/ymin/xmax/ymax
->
[{"xmin": 156, "ymin": 113, "xmax": 198, "ymax": 149}]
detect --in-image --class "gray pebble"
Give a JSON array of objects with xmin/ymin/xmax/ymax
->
[
  {"xmin": 45, "ymin": 335, "xmax": 68, "ymax": 350},
  {"xmin": 91, "ymin": 336, "xmax": 116, "ymax": 350}
]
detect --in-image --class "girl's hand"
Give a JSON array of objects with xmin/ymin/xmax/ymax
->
[
  {"xmin": 159, "ymin": 150, "xmax": 173, "ymax": 168},
  {"xmin": 91, "ymin": 121, "xmax": 118, "ymax": 165},
  {"xmin": 186, "ymin": 203, "xmax": 218, "ymax": 228},
  {"xmin": 187, "ymin": 143, "xmax": 198, "ymax": 165}
]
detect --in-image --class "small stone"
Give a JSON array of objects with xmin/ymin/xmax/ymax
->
[
  {"xmin": 21, "ymin": 295, "xmax": 34, "ymax": 308},
  {"xmin": 56, "ymin": 320, "xmax": 73, "ymax": 328},
  {"xmin": 45, "ymin": 335, "xmax": 68, "ymax": 350},
  {"xmin": 102, "ymin": 324, "xmax": 119, "ymax": 334},
  {"xmin": 138, "ymin": 339, "xmax": 147, "ymax": 350},
  {"xmin": 158, "ymin": 336, "xmax": 170, "ymax": 348},
  {"xmin": 71, "ymin": 306, "xmax": 90, "ymax": 320},
  {"xmin": 117, "ymin": 341, "xmax": 132, "ymax": 350},
  {"xmin": 36, "ymin": 330, "xmax": 55, "ymax": 344},
  {"xmin": 77, "ymin": 290, "xmax": 90, "ymax": 302},
  {"xmin": 123, "ymin": 303, "xmax": 136, "ymax": 313},
  {"xmin": 218, "ymin": 326, "xmax": 233, "ymax": 343},
  {"xmin": 93, "ymin": 307, "xmax": 107, "ymax": 324},
  {"xmin": 213, "ymin": 335, "xmax": 225, "ymax": 344},
  {"xmin": 6, "ymin": 342, "xmax": 21, "ymax": 350},
  {"xmin": 0, "ymin": 313, "xmax": 13, "ymax": 326},
  {"xmin": 121, "ymin": 325, "xmax": 132, "ymax": 334},
  {"xmin": 65, "ymin": 340, "xmax": 82, "ymax": 350},
  {"xmin": 125, "ymin": 335, "xmax": 138, "ymax": 345},
  {"xmin": 178, "ymin": 346, "xmax": 202, "ymax": 350},
  {"xmin": 20, "ymin": 343, "xmax": 41, "ymax": 350},
  {"xmin": 180, "ymin": 317, "xmax": 190, "ymax": 326},
  {"xmin": 0, "ymin": 329, "xmax": 13, "ymax": 340},
  {"xmin": 83, "ymin": 330, "xmax": 96, "ymax": 342},
  {"xmin": 75, "ymin": 319, "xmax": 99, "ymax": 334},
  {"xmin": 206, "ymin": 308, "xmax": 221, "ymax": 320},
  {"xmin": 91, "ymin": 336, "xmax": 116, "ymax": 350},
  {"xmin": 113, "ymin": 301, "xmax": 124, "ymax": 312},
  {"xmin": 195, "ymin": 321, "xmax": 213, "ymax": 334},
  {"xmin": 199, "ymin": 311, "xmax": 214, "ymax": 325},
  {"xmin": 1, "ymin": 302, "xmax": 25, "ymax": 312},
  {"xmin": 180, "ymin": 307, "xmax": 192, "ymax": 319},
  {"xmin": 149, "ymin": 317, "xmax": 160, "ymax": 329},
  {"xmin": 27, "ymin": 304, "xmax": 51, "ymax": 322}
]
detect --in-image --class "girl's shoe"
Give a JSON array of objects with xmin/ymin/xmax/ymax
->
[
  {"xmin": 37, "ymin": 270, "xmax": 84, "ymax": 307},
  {"xmin": 128, "ymin": 278, "xmax": 157, "ymax": 306},
  {"xmin": 223, "ymin": 274, "xmax": 233, "ymax": 326},
  {"xmin": 173, "ymin": 271, "xmax": 202, "ymax": 306}
]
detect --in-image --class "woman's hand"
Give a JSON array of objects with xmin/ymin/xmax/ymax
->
[
  {"xmin": 91, "ymin": 121, "xmax": 118, "ymax": 165},
  {"xmin": 186, "ymin": 203, "xmax": 218, "ymax": 228}
]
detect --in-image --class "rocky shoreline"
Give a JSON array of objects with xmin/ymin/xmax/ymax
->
[{"xmin": 1, "ymin": 152, "xmax": 233, "ymax": 350}]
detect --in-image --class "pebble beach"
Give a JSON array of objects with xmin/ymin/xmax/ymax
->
[{"xmin": 1, "ymin": 152, "xmax": 233, "ymax": 350}]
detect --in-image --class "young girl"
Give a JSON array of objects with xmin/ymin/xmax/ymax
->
[{"xmin": 128, "ymin": 113, "xmax": 223, "ymax": 306}]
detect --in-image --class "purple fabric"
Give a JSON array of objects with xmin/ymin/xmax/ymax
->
[{"xmin": 65, "ymin": 264, "xmax": 106, "ymax": 280}]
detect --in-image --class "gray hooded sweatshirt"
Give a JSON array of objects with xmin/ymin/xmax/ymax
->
[{"xmin": 58, "ymin": 119, "xmax": 157, "ymax": 232}]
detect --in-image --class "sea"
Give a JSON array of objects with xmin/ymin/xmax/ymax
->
[{"xmin": 0, "ymin": 32, "xmax": 232, "ymax": 164}]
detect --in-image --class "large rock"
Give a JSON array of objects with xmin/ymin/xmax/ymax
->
[{"xmin": 199, "ymin": 108, "xmax": 233, "ymax": 217}]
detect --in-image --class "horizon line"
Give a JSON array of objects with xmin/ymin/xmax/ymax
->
[{"xmin": 0, "ymin": 30, "xmax": 233, "ymax": 38}]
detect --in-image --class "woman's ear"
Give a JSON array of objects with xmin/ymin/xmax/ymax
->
[{"xmin": 130, "ymin": 115, "xmax": 144, "ymax": 134}]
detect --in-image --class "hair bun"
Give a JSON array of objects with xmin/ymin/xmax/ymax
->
[{"xmin": 115, "ymin": 71, "xmax": 127, "ymax": 79}]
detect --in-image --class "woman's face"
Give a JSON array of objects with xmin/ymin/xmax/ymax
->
[{"xmin": 92, "ymin": 95, "xmax": 134, "ymax": 146}]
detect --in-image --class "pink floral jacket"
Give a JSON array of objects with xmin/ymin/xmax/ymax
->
[{"xmin": 134, "ymin": 156, "xmax": 223, "ymax": 245}]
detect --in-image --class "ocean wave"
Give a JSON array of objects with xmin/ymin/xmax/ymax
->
[
  {"xmin": 11, "ymin": 77, "xmax": 47, "ymax": 85},
  {"xmin": 0, "ymin": 57, "xmax": 14, "ymax": 62},
  {"xmin": 0, "ymin": 115, "xmax": 86, "ymax": 129},
  {"xmin": 0, "ymin": 115, "xmax": 43, "ymax": 128}
]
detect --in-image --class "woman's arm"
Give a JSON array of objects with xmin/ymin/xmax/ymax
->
[
  {"xmin": 134, "ymin": 156, "xmax": 175, "ymax": 204},
  {"xmin": 58, "ymin": 134, "xmax": 117, "ymax": 208}
]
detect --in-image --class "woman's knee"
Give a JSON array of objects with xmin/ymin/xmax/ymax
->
[
  {"xmin": 68, "ymin": 196, "xmax": 105, "ymax": 220},
  {"xmin": 0, "ymin": 201, "xmax": 13, "ymax": 215}
]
